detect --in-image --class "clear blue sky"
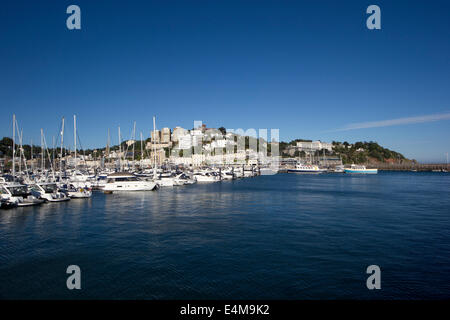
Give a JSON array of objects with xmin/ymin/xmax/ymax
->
[{"xmin": 1, "ymin": 0, "xmax": 449, "ymax": 162}]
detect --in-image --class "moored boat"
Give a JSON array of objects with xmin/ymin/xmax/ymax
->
[
  {"xmin": 0, "ymin": 183, "xmax": 44, "ymax": 207},
  {"xmin": 287, "ymin": 163, "xmax": 322, "ymax": 174},
  {"xmin": 193, "ymin": 171, "xmax": 221, "ymax": 182},
  {"xmin": 30, "ymin": 182, "xmax": 71, "ymax": 202},
  {"xmin": 344, "ymin": 164, "xmax": 378, "ymax": 174},
  {"xmin": 103, "ymin": 172, "xmax": 157, "ymax": 192}
]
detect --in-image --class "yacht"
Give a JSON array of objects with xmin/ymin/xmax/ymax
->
[
  {"xmin": 344, "ymin": 164, "xmax": 378, "ymax": 174},
  {"xmin": 62, "ymin": 184, "xmax": 93, "ymax": 198},
  {"xmin": 0, "ymin": 183, "xmax": 44, "ymax": 207},
  {"xmin": 193, "ymin": 171, "xmax": 221, "ymax": 182},
  {"xmin": 103, "ymin": 172, "xmax": 157, "ymax": 192},
  {"xmin": 220, "ymin": 169, "xmax": 235, "ymax": 180},
  {"xmin": 29, "ymin": 182, "xmax": 70, "ymax": 202},
  {"xmin": 288, "ymin": 163, "xmax": 322, "ymax": 174},
  {"xmin": 175, "ymin": 173, "xmax": 196, "ymax": 185},
  {"xmin": 91, "ymin": 174, "xmax": 108, "ymax": 190},
  {"xmin": 154, "ymin": 172, "xmax": 177, "ymax": 187}
]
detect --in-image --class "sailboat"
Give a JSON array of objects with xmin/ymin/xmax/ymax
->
[{"xmin": 65, "ymin": 115, "xmax": 92, "ymax": 198}]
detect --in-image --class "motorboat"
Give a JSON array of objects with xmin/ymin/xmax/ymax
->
[
  {"xmin": 103, "ymin": 172, "xmax": 157, "ymax": 192},
  {"xmin": 29, "ymin": 182, "xmax": 70, "ymax": 202},
  {"xmin": 154, "ymin": 172, "xmax": 177, "ymax": 187},
  {"xmin": 288, "ymin": 163, "xmax": 322, "ymax": 174},
  {"xmin": 0, "ymin": 183, "xmax": 44, "ymax": 207},
  {"xmin": 220, "ymin": 168, "xmax": 235, "ymax": 180},
  {"xmin": 344, "ymin": 164, "xmax": 378, "ymax": 174},
  {"xmin": 174, "ymin": 173, "xmax": 196, "ymax": 185},
  {"xmin": 193, "ymin": 171, "xmax": 221, "ymax": 183},
  {"xmin": 60, "ymin": 184, "xmax": 93, "ymax": 198}
]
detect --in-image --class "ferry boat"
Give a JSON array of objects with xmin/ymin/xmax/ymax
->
[
  {"xmin": 287, "ymin": 164, "xmax": 322, "ymax": 174},
  {"xmin": 344, "ymin": 164, "xmax": 378, "ymax": 174},
  {"xmin": 103, "ymin": 172, "xmax": 157, "ymax": 192}
]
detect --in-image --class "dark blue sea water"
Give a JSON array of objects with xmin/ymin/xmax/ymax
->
[{"xmin": 1, "ymin": 172, "xmax": 449, "ymax": 299}]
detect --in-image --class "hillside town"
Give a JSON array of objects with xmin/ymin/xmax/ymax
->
[{"xmin": 0, "ymin": 118, "xmax": 418, "ymax": 173}]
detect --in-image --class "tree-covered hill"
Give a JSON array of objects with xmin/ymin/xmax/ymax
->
[{"xmin": 280, "ymin": 139, "xmax": 414, "ymax": 164}]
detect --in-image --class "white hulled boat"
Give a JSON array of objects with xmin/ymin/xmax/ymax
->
[
  {"xmin": 193, "ymin": 171, "xmax": 220, "ymax": 182},
  {"xmin": 29, "ymin": 182, "xmax": 70, "ymax": 202},
  {"xmin": 0, "ymin": 183, "xmax": 44, "ymax": 207},
  {"xmin": 287, "ymin": 163, "xmax": 322, "ymax": 174},
  {"xmin": 103, "ymin": 172, "xmax": 157, "ymax": 192},
  {"xmin": 64, "ymin": 184, "xmax": 92, "ymax": 198},
  {"xmin": 344, "ymin": 164, "xmax": 378, "ymax": 174}
]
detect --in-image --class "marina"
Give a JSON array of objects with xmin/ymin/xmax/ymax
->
[{"xmin": 0, "ymin": 114, "xmax": 389, "ymax": 209}]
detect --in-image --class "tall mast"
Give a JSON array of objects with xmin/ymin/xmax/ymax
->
[
  {"xmin": 41, "ymin": 128, "xmax": 44, "ymax": 171},
  {"xmin": 106, "ymin": 128, "xmax": 110, "ymax": 157},
  {"xmin": 140, "ymin": 131, "xmax": 143, "ymax": 168},
  {"xmin": 18, "ymin": 129, "xmax": 23, "ymax": 173},
  {"xmin": 52, "ymin": 136, "xmax": 55, "ymax": 170},
  {"xmin": 12, "ymin": 114, "xmax": 15, "ymax": 180},
  {"xmin": 132, "ymin": 121, "xmax": 136, "ymax": 167},
  {"xmin": 31, "ymin": 139, "xmax": 33, "ymax": 172},
  {"xmin": 74, "ymin": 115, "xmax": 77, "ymax": 170},
  {"xmin": 60, "ymin": 117, "xmax": 65, "ymax": 179},
  {"xmin": 153, "ymin": 116, "xmax": 157, "ymax": 178},
  {"xmin": 18, "ymin": 129, "xmax": 30, "ymax": 181},
  {"xmin": 118, "ymin": 126, "xmax": 122, "ymax": 171}
]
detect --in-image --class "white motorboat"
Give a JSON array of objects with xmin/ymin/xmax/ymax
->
[
  {"xmin": 220, "ymin": 168, "xmax": 235, "ymax": 180},
  {"xmin": 174, "ymin": 173, "xmax": 196, "ymax": 185},
  {"xmin": 64, "ymin": 184, "xmax": 92, "ymax": 198},
  {"xmin": 193, "ymin": 171, "xmax": 220, "ymax": 183},
  {"xmin": 154, "ymin": 173, "xmax": 176, "ymax": 187},
  {"xmin": 103, "ymin": 172, "xmax": 157, "ymax": 192},
  {"xmin": 59, "ymin": 181, "xmax": 92, "ymax": 198},
  {"xmin": 0, "ymin": 183, "xmax": 44, "ymax": 207},
  {"xmin": 287, "ymin": 163, "xmax": 322, "ymax": 174},
  {"xmin": 29, "ymin": 182, "xmax": 70, "ymax": 202},
  {"xmin": 344, "ymin": 164, "xmax": 378, "ymax": 174}
]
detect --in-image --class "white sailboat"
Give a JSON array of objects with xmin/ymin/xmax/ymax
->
[{"xmin": 65, "ymin": 115, "xmax": 92, "ymax": 198}]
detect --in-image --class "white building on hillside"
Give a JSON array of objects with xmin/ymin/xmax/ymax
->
[
  {"xmin": 171, "ymin": 127, "xmax": 188, "ymax": 142},
  {"xmin": 296, "ymin": 140, "xmax": 333, "ymax": 152}
]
